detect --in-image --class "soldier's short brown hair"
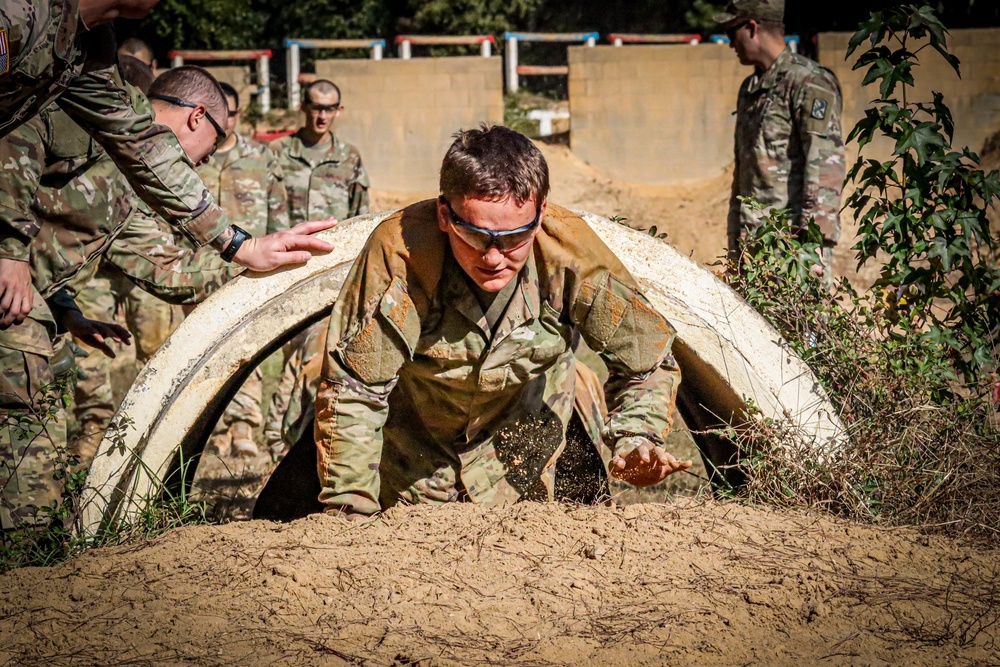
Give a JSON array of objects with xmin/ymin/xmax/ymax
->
[
  {"xmin": 118, "ymin": 55, "xmax": 154, "ymax": 94},
  {"xmin": 147, "ymin": 66, "xmax": 227, "ymax": 127},
  {"xmin": 440, "ymin": 125, "xmax": 549, "ymax": 206}
]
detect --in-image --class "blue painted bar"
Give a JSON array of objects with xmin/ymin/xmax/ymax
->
[{"xmin": 503, "ymin": 32, "xmax": 600, "ymax": 43}]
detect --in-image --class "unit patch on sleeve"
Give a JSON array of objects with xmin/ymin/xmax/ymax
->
[{"xmin": 810, "ymin": 97, "xmax": 828, "ymax": 120}]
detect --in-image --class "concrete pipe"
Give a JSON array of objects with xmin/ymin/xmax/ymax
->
[{"xmin": 79, "ymin": 210, "xmax": 846, "ymax": 535}]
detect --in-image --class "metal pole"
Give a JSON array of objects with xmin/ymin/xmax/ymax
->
[
  {"xmin": 171, "ymin": 54, "xmax": 183, "ymax": 68},
  {"xmin": 287, "ymin": 43, "xmax": 300, "ymax": 110},
  {"xmin": 481, "ymin": 40, "xmax": 491, "ymax": 57},
  {"xmin": 372, "ymin": 42, "xmax": 383, "ymax": 60},
  {"xmin": 586, "ymin": 36, "xmax": 596, "ymax": 47},
  {"xmin": 258, "ymin": 54, "xmax": 270, "ymax": 113},
  {"xmin": 400, "ymin": 40, "xmax": 411, "ymax": 59},
  {"xmin": 506, "ymin": 36, "xmax": 518, "ymax": 93},
  {"xmin": 613, "ymin": 37, "xmax": 623, "ymax": 47}
]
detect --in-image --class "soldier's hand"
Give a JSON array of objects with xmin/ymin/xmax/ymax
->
[
  {"xmin": 233, "ymin": 218, "xmax": 337, "ymax": 272},
  {"xmin": 609, "ymin": 439, "xmax": 691, "ymax": 487},
  {"xmin": 60, "ymin": 310, "xmax": 132, "ymax": 359},
  {"xmin": 0, "ymin": 259, "xmax": 33, "ymax": 329}
]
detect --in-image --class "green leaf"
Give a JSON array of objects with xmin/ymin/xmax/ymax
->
[{"xmin": 895, "ymin": 122, "xmax": 947, "ymax": 164}]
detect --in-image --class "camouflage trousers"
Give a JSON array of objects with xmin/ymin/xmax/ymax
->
[
  {"xmin": 0, "ymin": 339, "xmax": 68, "ymax": 530},
  {"xmin": 263, "ymin": 320, "xmax": 327, "ymax": 456}
]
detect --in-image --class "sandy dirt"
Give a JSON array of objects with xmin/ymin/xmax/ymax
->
[{"xmin": 2, "ymin": 500, "xmax": 997, "ymax": 666}]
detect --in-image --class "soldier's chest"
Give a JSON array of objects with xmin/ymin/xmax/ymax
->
[{"xmin": 737, "ymin": 84, "xmax": 793, "ymax": 148}]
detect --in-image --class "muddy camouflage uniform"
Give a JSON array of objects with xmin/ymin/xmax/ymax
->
[
  {"xmin": 197, "ymin": 133, "xmax": 290, "ymax": 436},
  {"xmin": 315, "ymin": 201, "xmax": 681, "ymax": 516},
  {"xmin": 728, "ymin": 47, "xmax": 845, "ymax": 278},
  {"xmin": 0, "ymin": 0, "xmax": 230, "ymax": 266},
  {"xmin": 265, "ymin": 130, "xmax": 370, "ymax": 454}
]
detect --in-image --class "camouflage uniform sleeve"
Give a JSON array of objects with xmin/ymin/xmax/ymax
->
[
  {"xmin": 571, "ymin": 270, "xmax": 681, "ymax": 457},
  {"xmin": 792, "ymin": 68, "xmax": 846, "ymax": 244},
  {"xmin": 728, "ymin": 81, "xmax": 748, "ymax": 247},
  {"xmin": 348, "ymin": 154, "xmax": 371, "ymax": 218},
  {"xmin": 264, "ymin": 146, "xmax": 290, "ymax": 234},
  {"xmin": 54, "ymin": 26, "xmax": 229, "ymax": 247},
  {"xmin": 0, "ymin": 117, "xmax": 46, "ymax": 262},
  {"xmin": 102, "ymin": 207, "xmax": 243, "ymax": 305},
  {"xmin": 314, "ymin": 251, "xmax": 419, "ymax": 515}
]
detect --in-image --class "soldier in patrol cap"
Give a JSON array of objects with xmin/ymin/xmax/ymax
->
[
  {"xmin": 717, "ymin": 0, "xmax": 846, "ymax": 285},
  {"xmin": 0, "ymin": 0, "xmax": 335, "ymax": 334},
  {"xmin": 306, "ymin": 126, "xmax": 689, "ymax": 518}
]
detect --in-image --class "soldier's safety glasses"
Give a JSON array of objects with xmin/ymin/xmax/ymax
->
[
  {"xmin": 439, "ymin": 196, "xmax": 540, "ymax": 253},
  {"xmin": 305, "ymin": 103, "xmax": 341, "ymax": 113},
  {"xmin": 725, "ymin": 20, "xmax": 750, "ymax": 40},
  {"xmin": 148, "ymin": 94, "xmax": 228, "ymax": 152}
]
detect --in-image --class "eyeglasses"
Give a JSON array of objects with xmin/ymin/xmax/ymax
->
[
  {"xmin": 305, "ymin": 103, "xmax": 341, "ymax": 113},
  {"xmin": 148, "ymin": 94, "xmax": 227, "ymax": 152},
  {"xmin": 439, "ymin": 196, "xmax": 540, "ymax": 253},
  {"xmin": 725, "ymin": 20, "xmax": 750, "ymax": 41}
]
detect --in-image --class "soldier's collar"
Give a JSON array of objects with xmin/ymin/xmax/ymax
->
[
  {"xmin": 292, "ymin": 130, "xmax": 348, "ymax": 163},
  {"xmin": 754, "ymin": 47, "xmax": 794, "ymax": 89}
]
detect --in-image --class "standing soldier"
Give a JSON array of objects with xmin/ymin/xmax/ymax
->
[
  {"xmin": 266, "ymin": 79, "xmax": 369, "ymax": 459},
  {"xmin": 717, "ymin": 0, "xmax": 845, "ymax": 284},
  {"xmin": 199, "ymin": 83, "xmax": 290, "ymax": 457},
  {"xmin": 273, "ymin": 79, "xmax": 369, "ymax": 225}
]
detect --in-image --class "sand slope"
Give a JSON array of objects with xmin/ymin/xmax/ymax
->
[{"xmin": 2, "ymin": 500, "xmax": 996, "ymax": 666}]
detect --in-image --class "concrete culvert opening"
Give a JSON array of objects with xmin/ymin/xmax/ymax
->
[{"xmin": 79, "ymin": 210, "xmax": 845, "ymax": 535}]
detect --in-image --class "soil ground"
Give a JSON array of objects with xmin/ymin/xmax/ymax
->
[
  {"xmin": 19, "ymin": 140, "xmax": 998, "ymax": 665},
  {"xmin": 2, "ymin": 501, "xmax": 997, "ymax": 666}
]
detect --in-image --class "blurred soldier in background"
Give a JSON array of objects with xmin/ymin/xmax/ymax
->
[
  {"xmin": 118, "ymin": 36, "xmax": 157, "ymax": 70},
  {"xmin": 717, "ymin": 0, "xmax": 845, "ymax": 286}
]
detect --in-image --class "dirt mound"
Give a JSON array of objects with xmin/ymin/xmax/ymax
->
[{"xmin": 2, "ymin": 500, "xmax": 997, "ymax": 666}]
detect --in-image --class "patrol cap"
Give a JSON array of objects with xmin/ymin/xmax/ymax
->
[{"xmin": 714, "ymin": 0, "xmax": 785, "ymax": 27}]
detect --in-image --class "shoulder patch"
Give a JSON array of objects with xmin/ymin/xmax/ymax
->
[
  {"xmin": 810, "ymin": 97, "xmax": 828, "ymax": 120},
  {"xmin": 0, "ymin": 30, "xmax": 9, "ymax": 75}
]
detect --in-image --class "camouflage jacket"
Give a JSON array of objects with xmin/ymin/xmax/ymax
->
[
  {"xmin": 273, "ymin": 131, "xmax": 369, "ymax": 224},
  {"xmin": 0, "ymin": 0, "xmax": 228, "ymax": 263},
  {"xmin": 314, "ymin": 201, "xmax": 681, "ymax": 515},
  {"xmin": 86, "ymin": 199, "xmax": 243, "ymax": 306},
  {"xmin": 9, "ymin": 103, "xmax": 137, "ymax": 297},
  {"xmin": 196, "ymin": 133, "xmax": 289, "ymax": 237},
  {"xmin": 729, "ymin": 48, "xmax": 845, "ymax": 244}
]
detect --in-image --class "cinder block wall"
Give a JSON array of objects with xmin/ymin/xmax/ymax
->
[
  {"xmin": 568, "ymin": 44, "xmax": 746, "ymax": 185},
  {"xmin": 315, "ymin": 57, "xmax": 504, "ymax": 192},
  {"xmin": 204, "ymin": 66, "xmax": 256, "ymax": 108},
  {"xmin": 819, "ymin": 29, "xmax": 1000, "ymax": 165},
  {"xmin": 569, "ymin": 29, "xmax": 1000, "ymax": 186}
]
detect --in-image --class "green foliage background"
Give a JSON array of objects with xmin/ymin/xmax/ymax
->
[{"xmin": 119, "ymin": 0, "xmax": 998, "ymax": 69}]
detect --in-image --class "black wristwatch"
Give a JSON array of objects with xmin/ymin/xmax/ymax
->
[{"xmin": 220, "ymin": 225, "xmax": 251, "ymax": 263}]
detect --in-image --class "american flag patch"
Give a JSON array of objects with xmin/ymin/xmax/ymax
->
[{"xmin": 0, "ymin": 30, "xmax": 8, "ymax": 75}]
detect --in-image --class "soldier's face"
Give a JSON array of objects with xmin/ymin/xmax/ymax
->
[
  {"xmin": 438, "ymin": 195, "xmax": 545, "ymax": 292},
  {"xmin": 728, "ymin": 20, "xmax": 755, "ymax": 65},
  {"xmin": 303, "ymin": 91, "xmax": 341, "ymax": 136}
]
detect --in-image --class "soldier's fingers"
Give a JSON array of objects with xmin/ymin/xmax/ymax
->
[
  {"xmin": 609, "ymin": 456, "xmax": 626, "ymax": 470},
  {"xmin": 637, "ymin": 444, "xmax": 651, "ymax": 464},
  {"xmin": 283, "ymin": 234, "xmax": 334, "ymax": 253},
  {"xmin": 291, "ymin": 219, "xmax": 338, "ymax": 235},
  {"xmin": 85, "ymin": 335, "xmax": 116, "ymax": 359}
]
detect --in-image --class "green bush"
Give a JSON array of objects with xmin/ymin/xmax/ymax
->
[{"xmin": 723, "ymin": 7, "xmax": 999, "ymax": 541}]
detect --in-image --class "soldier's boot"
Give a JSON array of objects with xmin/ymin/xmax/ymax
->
[
  {"xmin": 229, "ymin": 421, "xmax": 259, "ymax": 458},
  {"xmin": 204, "ymin": 431, "xmax": 231, "ymax": 458}
]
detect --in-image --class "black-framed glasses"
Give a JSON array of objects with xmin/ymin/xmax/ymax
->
[
  {"xmin": 305, "ymin": 103, "xmax": 341, "ymax": 113},
  {"xmin": 439, "ymin": 196, "xmax": 540, "ymax": 253},
  {"xmin": 148, "ymin": 94, "xmax": 227, "ymax": 151},
  {"xmin": 725, "ymin": 20, "xmax": 750, "ymax": 41}
]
